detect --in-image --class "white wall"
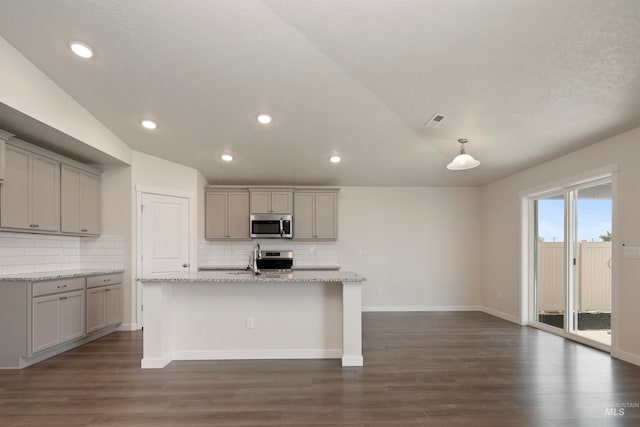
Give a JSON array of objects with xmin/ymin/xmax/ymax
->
[
  {"xmin": 130, "ymin": 150, "xmax": 205, "ymax": 326},
  {"xmin": 339, "ymin": 187, "xmax": 482, "ymax": 310},
  {"xmin": 100, "ymin": 164, "xmax": 133, "ymax": 328},
  {"xmin": 0, "ymin": 37, "xmax": 132, "ymax": 164},
  {"xmin": 482, "ymin": 126, "xmax": 640, "ymax": 365}
]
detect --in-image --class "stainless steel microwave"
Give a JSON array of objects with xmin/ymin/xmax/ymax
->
[{"xmin": 250, "ymin": 214, "xmax": 293, "ymax": 239}]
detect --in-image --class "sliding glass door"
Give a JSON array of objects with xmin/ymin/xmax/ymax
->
[
  {"xmin": 571, "ymin": 183, "xmax": 612, "ymax": 345},
  {"xmin": 534, "ymin": 194, "xmax": 566, "ymax": 330},
  {"xmin": 532, "ymin": 179, "xmax": 612, "ymax": 347}
]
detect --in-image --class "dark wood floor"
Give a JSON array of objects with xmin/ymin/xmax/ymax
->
[{"xmin": 1, "ymin": 312, "xmax": 639, "ymax": 426}]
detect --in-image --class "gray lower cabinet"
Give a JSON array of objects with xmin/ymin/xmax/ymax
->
[
  {"xmin": 1, "ymin": 144, "xmax": 60, "ymax": 232},
  {"xmin": 61, "ymin": 164, "xmax": 101, "ymax": 235},
  {"xmin": 32, "ymin": 278, "xmax": 85, "ymax": 353},
  {"xmin": 205, "ymin": 190, "xmax": 250, "ymax": 240},
  {"xmin": 86, "ymin": 274, "xmax": 123, "ymax": 333},
  {"xmin": 294, "ymin": 190, "xmax": 338, "ymax": 241},
  {"xmin": 33, "ymin": 290, "xmax": 85, "ymax": 353},
  {"xmin": 0, "ymin": 272, "xmax": 122, "ymax": 368}
]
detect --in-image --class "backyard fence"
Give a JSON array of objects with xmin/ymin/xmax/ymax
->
[{"xmin": 537, "ymin": 242, "xmax": 611, "ymax": 313}]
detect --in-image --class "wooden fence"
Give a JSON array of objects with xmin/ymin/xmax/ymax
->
[{"xmin": 536, "ymin": 242, "xmax": 611, "ymax": 313}]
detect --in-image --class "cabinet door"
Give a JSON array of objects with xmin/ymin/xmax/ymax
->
[
  {"xmin": 315, "ymin": 193, "xmax": 338, "ymax": 240},
  {"xmin": 61, "ymin": 165, "xmax": 81, "ymax": 233},
  {"xmin": 293, "ymin": 192, "xmax": 315, "ymax": 239},
  {"xmin": 271, "ymin": 191, "xmax": 292, "ymax": 214},
  {"xmin": 250, "ymin": 191, "xmax": 271, "ymax": 213},
  {"xmin": 62, "ymin": 166, "xmax": 100, "ymax": 235},
  {"xmin": 60, "ymin": 290, "xmax": 85, "ymax": 342},
  {"xmin": 104, "ymin": 285, "xmax": 122, "ymax": 326},
  {"xmin": 30, "ymin": 153, "xmax": 60, "ymax": 232},
  {"xmin": 79, "ymin": 172, "xmax": 100, "ymax": 234},
  {"xmin": 227, "ymin": 192, "xmax": 250, "ymax": 239},
  {"xmin": 86, "ymin": 287, "xmax": 106, "ymax": 333},
  {"xmin": 205, "ymin": 192, "xmax": 227, "ymax": 239},
  {"xmin": 1, "ymin": 146, "xmax": 30, "ymax": 229},
  {"xmin": 32, "ymin": 294, "xmax": 61, "ymax": 353}
]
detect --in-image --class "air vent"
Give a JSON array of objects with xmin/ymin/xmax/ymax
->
[{"xmin": 424, "ymin": 113, "xmax": 446, "ymax": 128}]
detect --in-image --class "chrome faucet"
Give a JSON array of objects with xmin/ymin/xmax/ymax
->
[{"xmin": 251, "ymin": 242, "xmax": 262, "ymax": 275}]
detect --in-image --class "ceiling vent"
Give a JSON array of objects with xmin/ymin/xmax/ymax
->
[{"xmin": 424, "ymin": 113, "xmax": 446, "ymax": 128}]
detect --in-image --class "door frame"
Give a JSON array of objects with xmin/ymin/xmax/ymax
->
[
  {"xmin": 519, "ymin": 165, "xmax": 618, "ymax": 353},
  {"xmin": 135, "ymin": 186, "xmax": 197, "ymax": 330}
]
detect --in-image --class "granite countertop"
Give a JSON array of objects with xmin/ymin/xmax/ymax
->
[
  {"xmin": 198, "ymin": 265, "xmax": 341, "ymax": 271},
  {"xmin": 0, "ymin": 269, "xmax": 125, "ymax": 282},
  {"xmin": 139, "ymin": 270, "xmax": 364, "ymax": 283}
]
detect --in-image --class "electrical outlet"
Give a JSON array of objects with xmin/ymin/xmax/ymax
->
[
  {"xmin": 246, "ymin": 317, "xmax": 255, "ymax": 329},
  {"xmin": 377, "ymin": 287, "xmax": 383, "ymax": 296},
  {"xmin": 497, "ymin": 290, "xmax": 503, "ymax": 299}
]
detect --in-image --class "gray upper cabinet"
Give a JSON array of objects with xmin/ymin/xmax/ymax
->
[
  {"xmin": 205, "ymin": 190, "xmax": 250, "ymax": 240},
  {"xmin": 250, "ymin": 189, "xmax": 293, "ymax": 214},
  {"xmin": 61, "ymin": 164, "xmax": 101, "ymax": 235},
  {"xmin": 1, "ymin": 145, "xmax": 60, "ymax": 232},
  {"xmin": 293, "ymin": 189, "xmax": 338, "ymax": 241}
]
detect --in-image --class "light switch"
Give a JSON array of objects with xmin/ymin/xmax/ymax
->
[{"xmin": 623, "ymin": 246, "xmax": 640, "ymax": 259}]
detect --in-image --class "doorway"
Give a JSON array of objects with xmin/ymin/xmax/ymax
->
[
  {"xmin": 137, "ymin": 190, "xmax": 193, "ymax": 329},
  {"xmin": 531, "ymin": 178, "xmax": 612, "ymax": 348}
]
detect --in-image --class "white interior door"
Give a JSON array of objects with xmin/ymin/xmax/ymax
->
[{"xmin": 141, "ymin": 193, "xmax": 190, "ymax": 276}]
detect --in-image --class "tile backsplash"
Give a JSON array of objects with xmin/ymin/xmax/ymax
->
[
  {"xmin": 199, "ymin": 240, "xmax": 339, "ymax": 268},
  {"xmin": 0, "ymin": 232, "xmax": 124, "ymax": 275}
]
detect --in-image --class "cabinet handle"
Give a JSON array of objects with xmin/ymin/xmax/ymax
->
[
  {"xmin": 103, "ymin": 279, "xmax": 111, "ymax": 283},
  {"xmin": 182, "ymin": 263, "xmax": 190, "ymax": 268},
  {"xmin": 59, "ymin": 297, "xmax": 67, "ymax": 301},
  {"xmin": 57, "ymin": 284, "xmax": 68, "ymax": 289},
  {"xmin": 105, "ymin": 288, "xmax": 111, "ymax": 292},
  {"xmin": 30, "ymin": 224, "xmax": 40, "ymax": 228},
  {"xmin": 81, "ymin": 229, "xmax": 88, "ymax": 232}
]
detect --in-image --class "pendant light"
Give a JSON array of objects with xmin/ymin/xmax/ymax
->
[{"xmin": 446, "ymin": 138, "xmax": 480, "ymax": 170}]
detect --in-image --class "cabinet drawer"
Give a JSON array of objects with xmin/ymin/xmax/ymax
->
[
  {"xmin": 87, "ymin": 273, "xmax": 123, "ymax": 289},
  {"xmin": 33, "ymin": 277, "xmax": 85, "ymax": 297}
]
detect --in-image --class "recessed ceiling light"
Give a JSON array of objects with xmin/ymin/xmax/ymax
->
[
  {"xmin": 330, "ymin": 155, "xmax": 341, "ymax": 164},
  {"xmin": 221, "ymin": 154, "xmax": 233, "ymax": 162},
  {"xmin": 69, "ymin": 41, "xmax": 94, "ymax": 59},
  {"xmin": 141, "ymin": 120, "xmax": 157, "ymax": 130},
  {"xmin": 257, "ymin": 114, "xmax": 272, "ymax": 125}
]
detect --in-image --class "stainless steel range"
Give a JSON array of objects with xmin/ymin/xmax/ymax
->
[{"xmin": 256, "ymin": 249, "xmax": 293, "ymax": 272}]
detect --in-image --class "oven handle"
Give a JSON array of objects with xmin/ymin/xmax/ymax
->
[{"xmin": 279, "ymin": 218, "xmax": 284, "ymax": 237}]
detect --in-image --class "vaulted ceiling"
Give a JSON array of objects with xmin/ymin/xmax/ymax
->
[{"xmin": 1, "ymin": 0, "xmax": 639, "ymax": 186}]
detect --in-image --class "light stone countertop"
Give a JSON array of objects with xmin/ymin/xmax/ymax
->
[
  {"xmin": 198, "ymin": 265, "xmax": 341, "ymax": 271},
  {"xmin": 138, "ymin": 270, "xmax": 364, "ymax": 283},
  {"xmin": 0, "ymin": 269, "xmax": 125, "ymax": 282}
]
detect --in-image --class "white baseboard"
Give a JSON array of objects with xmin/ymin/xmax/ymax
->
[
  {"xmin": 141, "ymin": 354, "xmax": 172, "ymax": 369},
  {"xmin": 611, "ymin": 348, "xmax": 640, "ymax": 367},
  {"xmin": 481, "ymin": 306, "xmax": 521, "ymax": 324},
  {"xmin": 172, "ymin": 349, "xmax": 342, "ymax": 361},
  {"xmin": 117, "ymin": 323, "xmax": 139, "ymax": 331},
  {"xmin": 341, "ymin": 355, "xmax": 363, "ymax": 367},
  {"xmin": 362, "ymin": 305, "xmax": 482, "ymax": 312}
]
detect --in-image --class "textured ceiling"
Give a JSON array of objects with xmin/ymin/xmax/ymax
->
[{"xmin": 0, "ymin": 0, "xmax": 639, "ymax": 186}]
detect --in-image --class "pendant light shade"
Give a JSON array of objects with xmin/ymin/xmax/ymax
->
[{"xmin": 446, "ymin": 138, "xmax": 480, "ymax": 170}]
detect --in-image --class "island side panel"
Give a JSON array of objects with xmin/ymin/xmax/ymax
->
[
  {"xmin": 141, "ymin": 282, "xmax": 173, "ymax": 368},
  {"xmin": 0, "ymin": 281, "xmax": 29, "ymax": 368},
  {"xmin": 169, "ymin": 282, "xmax": 343, "ymax": 360},
  {"xmin": 342, "ymin": 282, "xmax": 363, "ymax": 366}
]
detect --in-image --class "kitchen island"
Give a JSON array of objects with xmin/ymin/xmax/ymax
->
[{"xmin": 138, "ymin": 270, "xmax": 365, "ymax": 368}]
